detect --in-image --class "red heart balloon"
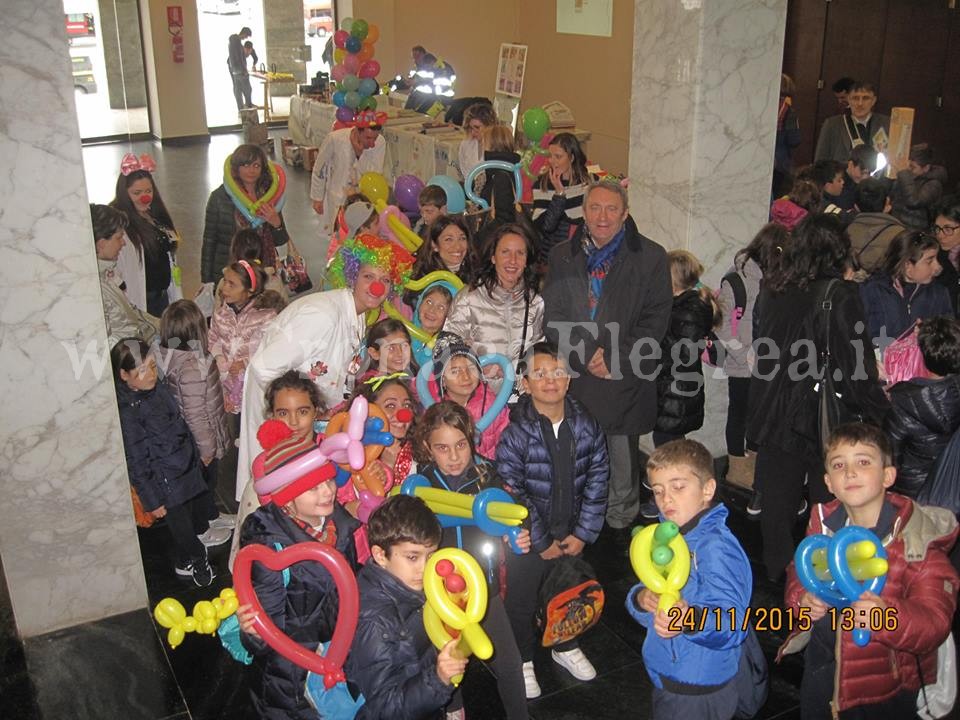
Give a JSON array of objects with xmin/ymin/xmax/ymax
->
[{"xmin": 233, "ymin": 542, "xmax": 359, "ymax": 688}]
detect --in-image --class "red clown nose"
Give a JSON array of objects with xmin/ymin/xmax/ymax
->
[
  {"xmin": 395, "ymin": 408, "xmax": 414, "ymax": 424},
  {"xmin": 138, "ymin": 194, "xmax": 153, "ymax": 206},
  {"xmin": 369, "ymin": 280, "xmax": 386, "ymax": 297}
]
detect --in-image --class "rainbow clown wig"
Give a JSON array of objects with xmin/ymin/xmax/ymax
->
[{"xmin": 328, "ymin": 233, "xmax": 415, "ymax": 297}]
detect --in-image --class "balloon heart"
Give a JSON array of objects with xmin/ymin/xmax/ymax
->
[
  {"xmin": 629, "ymin": 522, "xmax": 691, "ymax": 612},
  {"xmin": 416, "ymin": 353, "xmax": 515, "ymax": 432},
  {"xmin": 222, "ymin": 155, "xmax": 286, "ymax": 229},
  {"xmin": 464, "ymin": 161, "xmax": 523, "ymax": 211},
  {"xmin": 233, "ymin": 542, "xmax": 360, "ymax": 688},
  {"xmin": 794, "ymin": 526, "xmax": 888, "ymax": 647}
]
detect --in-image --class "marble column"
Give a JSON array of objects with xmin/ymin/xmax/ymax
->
[
  {"xmin": 0, "ymin": 0, "xmax": 147, "ymax": 636},
  {"xmin": 99, "ymin": 0, "xmax": 148, "ymax": 109},
  {"xmin": 629, "ymin": 0, "xmax": 787, "ymax": 455}
]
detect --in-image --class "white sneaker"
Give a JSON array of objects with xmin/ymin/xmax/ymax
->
[
  {"xmin": 197, "ymin": 525, "xmax": 232, "ymax": 547},
  {"xmin": 551, "ymin": 647, "xmax": 596, "ymax": 681},
  {"xmin": 208, "ymin": 512, "xmax": 237, "ymax": 530},
  {"xmin": 445, "ymin": 710, "xmax": 465, "ymax": 720},
  {"xmin": 522, "ymin": 660, "xmax": 541, "ymax": 699}
]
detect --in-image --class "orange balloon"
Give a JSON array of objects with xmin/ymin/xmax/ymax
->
[
  {"xmin": 326, "ymin": 402, "xmax": 390, "ymax": 496},
  {"xmin": 357, "ymin": 42, "xmax": 375, "ymax": 63},
  {"xmin": 366, "ymin": 24, "xmax": 380, "ymax": 44}
]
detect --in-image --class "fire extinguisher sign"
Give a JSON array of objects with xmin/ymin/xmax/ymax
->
[{"xmin": 168, "ymin": 6, "xmax": 184, "ymax": 63}]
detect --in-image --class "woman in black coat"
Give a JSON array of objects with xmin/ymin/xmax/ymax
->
[{"xmin": 747, "ymin": 214, "xmax": 889, "ymax": 581}]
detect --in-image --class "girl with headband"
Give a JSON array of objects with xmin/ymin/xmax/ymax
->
[
  {"xmin": 201, "ymin": 144, "xmax": 289, "ymax": 285},
  {"xmin": 111, "ymin": 153, "xmax": 181, "ymax": 316},
  {"xmin": 236, "ymin": 233, "xmax": 414, "ymax": 502},
  {"xmin": 209, "ymin": 260, "xmax": 284, "ymax": 418}
]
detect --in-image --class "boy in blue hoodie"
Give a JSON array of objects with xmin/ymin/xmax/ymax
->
[{"xmin": 626, "ymin": 439, "xmax": 751, "ymax": 719}]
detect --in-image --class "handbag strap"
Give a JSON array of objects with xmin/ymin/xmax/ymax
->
[
  {"xmin": 516, "ymin": 292, "xmax": 531, "ymax": 375},
  {"xmin": 815, "ymin": 279, "xmax": 840, "ymax": 363}
]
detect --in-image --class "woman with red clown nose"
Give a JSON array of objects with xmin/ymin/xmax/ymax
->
[
  {"xmin": 111, "ymin": 153, "xmax": 182, "ymax": 317},
  {"xmin": 236, "ymin": 233, "xmax": 414, "ymax": 502}
]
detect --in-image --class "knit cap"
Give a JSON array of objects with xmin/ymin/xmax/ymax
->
[
  {"xmin": 432, "ymin": 332, "xmax": 482, "ymax": 394},
  {"xmin": 343, "ymin": 201, "xmax": 375, "ymax": 237},
  {"xmin": 251, "ymin": 420, "xmax": 336, "ymax": 506}
]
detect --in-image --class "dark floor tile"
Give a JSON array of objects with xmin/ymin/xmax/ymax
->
[
  {"xmin": 528, "ymin": 660, "xmax": 650, "ymax": 719},
  {"xmin": 24, "ymin": 609, "xmax": 186, "ymax": 720},
  {"xmin": 0, "ymin": 671, "xmax": 41, "ymax": 720}
]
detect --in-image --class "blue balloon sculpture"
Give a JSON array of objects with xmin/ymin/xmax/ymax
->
[
  {"xmin": 464, "ymin": 161, "xmax": 523, "ymax": 210},
  {"xmin": 794, "ymin": 526, "xmax": 888, "ymax": 646},
  {"xmin": 415, "ymin": 354, "xmax": 514, "ymax": 431}
]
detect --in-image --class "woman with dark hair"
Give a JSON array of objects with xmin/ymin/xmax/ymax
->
[
  {"xmin": 859, "ymin": 230, "xmax": 951, "ymax": 343},
  {"xmin": 746, "ymin": 214, "xmax": 889, "ymax": 581},
  {"xmin": 444, "ymin": 223, "xmax": 544, "ymax": 392},
  {"xmin": 111, "ymin": 156, "xmax": 180, "ymax": 316},
  {"xmin": 200, "ymin": 144, "xmax": 289, "ymax": 284},
  {"xmin": 532, "ymin": 132, "xmax": 592, "ymax": 264},
  {"xmin": 403, "ymin": 216, "xmax": 477, "ymax": 308}
]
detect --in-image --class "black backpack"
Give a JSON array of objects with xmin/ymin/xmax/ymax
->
[{"xmin": 703, "ymin": 270, "xmax": 748, "ymax": 367}]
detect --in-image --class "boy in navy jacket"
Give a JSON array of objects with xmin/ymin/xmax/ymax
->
[
  {"xmin": 626, "ymin": 439, "xmax": 751, "ymax": 719},
  {"xmin": 497, "ymin": 341, "xmax": 610, "ymax": 698}
]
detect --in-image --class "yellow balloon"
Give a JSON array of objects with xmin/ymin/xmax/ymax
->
[
  {"xmin": 193, "ymin": 600, "xmax": 217, "ymax": 620},
  {"xmin": 405, "ymin": 271, "xmax": 464, "ymax": 294},
  {"xmin": 182, "ymin": 616, "xmax": 198, "ymax": 633},
  {"xmin": 154, "ymin": 597, "xmax": 186, "ymax": 628},
  {"xmin": 334, "ymin": 48, "xmax": 345, "ymax": 64},
  {"xmin": 423, "ymin": 548, "xmax": 492, "ymax": 659},
  {"xmin": 387, "ymin": 213, "xmax": 423, "ymax": 251},
  {"xmin": 359, "ymin": 172, "xmax": 389, "ymax": 205},
  {"xmin": 383, "ymin": 301, "xmax": 433, "ymax": 344},
  {"xmin": 200, "ymin": 617, "xmax": 219, "ymax": 635},
  {"xmin": 221, "ymin": 588, "xmax": 237, "ymax": 601},
  {"xmin": 168, "ymin": 626, "xmax": 185, "ymax": 649},
  {"xmin": 629, "ymin": 524, "xmax": 691, "ymax": 612},
  {"xmin": 218, "ymin": 595, "xmax": 240, "ymax": 619}
]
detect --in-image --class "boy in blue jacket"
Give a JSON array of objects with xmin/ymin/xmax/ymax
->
[
  {"xmin": 497, "ymin": 341, "xmax": 610, "ymax": 699},
  {"xmin": 626, "ymin": 439, "xmax": 751, "ymax": 719},
  {"xmin": 346, "ymin": 494, "xmax": 467, "ymax": 720}
]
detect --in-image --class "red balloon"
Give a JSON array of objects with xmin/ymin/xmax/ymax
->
[
  {"xmin": 444, "ymin": 573, "xmax": 467, "ymax": 593},
  {"xmin": 334, "ymin": 30, "xmax": 349, "ymax": 49},
  {"xmin": 234, "ymin": 543, "xmax": 359, "ymax": 688},
  {"xmin": 359, "ymin": 60, "xmax": 381, "ymax": 80},
  {"xmin": 435, "ymin": 558, "xmax": 454, "ymax": 577}
]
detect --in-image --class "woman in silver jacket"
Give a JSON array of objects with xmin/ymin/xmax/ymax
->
[{"xmin": 444, "ymin": 223, "xmax": 544, "ymax": 393}]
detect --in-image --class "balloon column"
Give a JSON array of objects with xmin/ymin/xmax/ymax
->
[
  {"xmin": 234, "ymin": 542, "xmax": 360, "ymax": 689},
  {"xmin": 629, "ymin": 521, "xmax": 692, "ymax": 612},
  {"xmin": 154, "ymin": 588, "xmax": 240, "ymax": 649},
  {"xmin": 223, "ymin": 154, "xmax": 286, "ymax": 229},
  {"xmin": 794, "ymin": 526, "xmax": 888, "ymax": 647},
  {"xmin": 423, "ymin": 548, "xmax": 494, "ymax": 686},
  {"xmin": 397, "ymin": 475, "xmax": 528, "ymax": 554},
  {"xmin": 331, "ymin": 17, "xmax": 382, "ymax": 125}
]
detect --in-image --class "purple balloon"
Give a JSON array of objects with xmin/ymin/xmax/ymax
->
[
  {"xmin": 394, "ymin": 174, "xmax": 426, "ymax": 213},
  {"xmin": 336, "ymin": 106, "xmax": 354, "ymax": 123}
]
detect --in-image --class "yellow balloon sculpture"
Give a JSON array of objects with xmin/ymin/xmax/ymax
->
[
  {"xmin": 153, "ymin": 588, "xmax": 240, "ymax": 649},
  {"xmin": 629, "ymin": 522, "xmax": 691, "ymax": 612},
  {"xmin": 423, "ymin": 548, "xmax": 493, "ymax": 686}
]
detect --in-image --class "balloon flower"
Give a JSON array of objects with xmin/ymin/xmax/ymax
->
[
  {"xmin": 423, "ymin": 548, "xmax": 493, "ymax": 686},
  {"xmin": 222, "ymin": 154, "xmax": 286, "ymax": 229},
  {"xmin": 397, "ymin": 475, "xmax": 527, "ymax": 554},
  {"xmin": 382, "ymin": 271, "xmax": 465, "ymax": 366},
  {"xmin": 415, "ymin": 353, "xmax": 514, "ymax": 432},
  {"xmin": 233, "ymin": 542, "xmax": 360, "ymax": 689},
  {"xmin": 153, "ymin": 588, "xmax": 240, "ymax": 649},
  {"xmin": 794, "ymin": 526, "xmax": 888, "ymax": 647},
  {"xmin": 629, "ymin": 521, "xmax": 691, "ymax": 612}
]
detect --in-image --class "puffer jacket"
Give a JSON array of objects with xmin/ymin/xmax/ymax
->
[
  {"xmin": 891, "ymin": 165, "xmax": 948, "ymax": 231},
  {"xmin": 239, "ymin": 502, "xmax": 359, "ymax": 720},
  {"xmin": 97, "ymin": 259, "xmax": 158, "ymax": 346},
  {"xmin": 443, "ymin": 285, "xmax": 545, "ymax": 367},
  {"xmin": 346, "ymin": 562, "xmax": 453, "ymax": 720},
  {"xmin": 495, "ymin": 395, "xmax": 609, "ymax": 553},
  {"xmin": 846, "ymin": 213, "xmax": 906, "ymax": 275},
  {"xmin": 209, "ymin": 297, "xmax": 279, "ymax": 414},
  {"xmin": 626, "ymin": 503, "xmax": 752, "ymax": 690},
  {"xmin": 936, "ymin": 248, "xmax": 960, "ymax": 314},
  {"xmin": 655, "ymin": 289, "xmax": 714, "ymax": 435},
  {"xmin": 885, "ymin": 375, "xmax": 960, "ymax": 496},
  {"xmin": 859, "ymin": 274, "xmax": 953, "ymax": 343},
  {"xmin": 779, "ymin": 494, "xmax": 959, "ymax": 714},
  {"xmin": 714, "ymin": 257, "xmax": 762, "ymax": 378},
  {"xmin": 115, "ymin": 380, "xmax": 205, "ymax": 512},
  {"xmin": 200, "ymin": 185, "xmax": 289, "ymax": 284},
  {"xmin": 154, "ymin": 345, "xmax": 231, "ymax": 462}
]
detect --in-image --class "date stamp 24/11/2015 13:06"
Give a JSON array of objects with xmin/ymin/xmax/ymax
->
[{"xmin": 665, "ymin": 605, "xmax": 900, "ymax": 634}]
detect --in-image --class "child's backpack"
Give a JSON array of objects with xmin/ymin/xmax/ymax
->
[
  {"xmin": 537, "ymin": 556, "xmax": 605, "ymax": 646},
  {"xmin": 702, "ymin": 270, "xmax": 748, "ymax": 367}
]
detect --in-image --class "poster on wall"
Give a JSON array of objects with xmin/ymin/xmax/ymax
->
[
  {"xmin": 496, "ymin": 43, "xmax": 527, "ymax": 98},
  {"xmin": 556, "ymin": 0, "xmax": 613, "ymax": 37}
]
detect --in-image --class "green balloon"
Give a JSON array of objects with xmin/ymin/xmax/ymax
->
[
  {"xmin": 651, "ymin": 545, "xmax": 674, "ymax": 567},
  {"xmin": 351, "ymin": 18, "xmax": 369, "ymax": 40},
  {"xmin": 521, "ymin": 107, "xmax": 550, "ymax": 142},
  {"xmin": 340, "ymin": 16, "xmax": 353, "ymax": 31},
  {"xmin": 341, "ymin": 74, "xmax": 360, "ymax": 92},
  {"xmin": 653, "ymin": 521, "xmax": 679, "ymax": 545},
  {"xmin": 359, "ymin": 95, "xmax": 377, "ymax": 111}
]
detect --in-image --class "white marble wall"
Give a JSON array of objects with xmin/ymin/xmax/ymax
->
[
  {"xmin": 629, "ymin": 0, "xmax": 787, "ymax": 455},
  {"xmin": 0, "ymin": 0, "xmax": 147, "ymax": 635}
]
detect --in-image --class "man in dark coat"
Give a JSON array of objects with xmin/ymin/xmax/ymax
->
[
  {"xmin": 815, "ymin": 82, "xmax": 889, "ymax": 164},
  {"xmin": 228, "ymin": 26, "xmax": 253, "ymax": 111},
  {"xmin": 542, "ymin": 181, "xmax": 672, "ymax": 534}
]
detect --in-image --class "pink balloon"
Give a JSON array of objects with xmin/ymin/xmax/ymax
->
[
  {"xmin": 378, "ymin": 205, "xmax": 411, "ymax": 244},
  {"xmin": 333, "ymin": 29, "xmax": 349, "ymax": 49},
  {"xmin": 530, "ymin": 155, "xmax": 548, "ymax": 176},
  {"xmin": 343, "ymin": 54, "xmax": 360, "ymax": 74},
  {"xmin": 318, "ymin": 433, "xmax": 351, "ymax": 467},
  {"xmin": 331, "ymin": 63, "xmax": 347, "ymax": 82},
  {"xmin": 359, "ymin": 60, "xmax": 381, "ymax": 80}
]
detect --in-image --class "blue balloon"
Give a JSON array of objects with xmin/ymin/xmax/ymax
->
[
  {"xmin": 345, "ymin": 36, "xmax": 361, "ymax": 53},
  {"xmin": 426, "ymin": 174, "xmax": 466, "ymax": 214},
  {"xmin": 415, "ymin": 354, "xmax": 514, "ymax": 431},
  {"xmin": 340, "ymin": 74, "xmax": 360, "ymax": 92},
  {"xmin": 358, "ymin": 77, "xmax": 378, "ymax": 97},
  {"xmin": 464, "ymin": 160, "xmax": 523, "ymax": 210},
  {"xmin": 332, "ymin": 90, "xmax": 346, "ymax": 108}
]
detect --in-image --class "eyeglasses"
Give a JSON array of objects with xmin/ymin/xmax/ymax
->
[
  {"xmin": 527, "ymin": 368, "xmax": 569, "ymax": 381},
  {"xmin": 933, "ymin": 224, "xmax": 960, "ymax": 237}
]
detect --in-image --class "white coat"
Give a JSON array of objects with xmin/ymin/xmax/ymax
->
[
  {"xmin": 235, "ymin": 287, "xmax": 365, "ymax": 500},
  {"xmin": 116, "ymin": 240, "xmax": 147, "ymax": 311},
  {"xmin": 309, "ymin": 128, "xmax": 386, "ymax": 244}
]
